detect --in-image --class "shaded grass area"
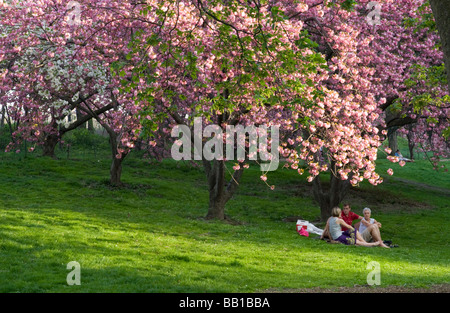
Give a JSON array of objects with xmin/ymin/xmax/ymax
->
[{"xmin": 0, "ymin": 150, "xmax": 449, "ymax": 292}]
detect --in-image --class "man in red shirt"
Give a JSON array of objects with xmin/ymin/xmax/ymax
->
[{"xmin": 340, "ymin": 204, "xmax": 362, "ymax": 231}]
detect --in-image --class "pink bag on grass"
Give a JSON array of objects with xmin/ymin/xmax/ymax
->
[
  {"xmin": 298, "ymin": 227, "xmax": 309, "ymax": 237},
  {"xmin": 296, "ymin": 220, "xmax": 323, "ymax": 237}
]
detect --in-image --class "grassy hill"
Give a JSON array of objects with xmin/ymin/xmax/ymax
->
[{"xmin": 0, "ymin": 138, "xmax": 448, "ymax": 292}]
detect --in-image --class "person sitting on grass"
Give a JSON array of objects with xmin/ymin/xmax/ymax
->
[
  {"xmin": 394, "ymin": 149, "xmax": 413, "ymax": 162},
  {"xmin": 321, "ymin": 207, "xmax": 388, "ymax": 248},
  {"xmin": 356, "ymin": 207, "xmax": 390, "ymax": 248},
  {"xmin": 340, "ymin": 203, "xmax": 362, "ymax": 231},
  {"xmin": 320, "ymin": 203, "xmax": 361, "ymax": 239}
]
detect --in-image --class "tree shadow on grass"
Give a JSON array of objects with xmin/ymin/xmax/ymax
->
[
  {"xmin": 1, "ymin": 157, "xmax": 448, "ymax": 292},
  {"xmin": 1, "ymin": 229, "xmax": 448, "ymax": 293}
]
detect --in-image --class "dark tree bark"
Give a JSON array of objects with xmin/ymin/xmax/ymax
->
[
  {"xmin": 407, "ymin": 124, "xmax": 415, "ymax": 160},
  {"xmin": 171, "ymin": 108, "xmax": 246, "ymax": 221},
  {"xmin": 203, "ymin": 158, "xmax": 244, "ymax": 220},
  {"xmin": 41, "ymin": 103, "xmax": 114, "ymax": 158},
  {"xmin": 76, "ymin": 108, "xmax": 87, "ymax": 130},
  {"xmin": 387, "ymin": 127, "xmax": 399, "ymax": 155},
  {"xmin": 312, "ymin": 170, "xmax": 352, "ymax": 222},
  {"xmin": 88, "ymin": 119, "xmax": 95, "ymax": 132},
  {"xmin": 1, "ymin": 105, "xmax": 5, "ymax": 129},
  {"xmin": 82, "ymin": 100, "xmax": 126, "ymax": 186},
  {"xmin": 42, "ymin": 133, "xmax": 60, "ymax": 158},
  {"xmin": 109, "ymin": 132, "xmax": 127, "ymax": 186},
  {"xmin": 429, "ymin": 0, "xmax": 450, "ymax": 93}
]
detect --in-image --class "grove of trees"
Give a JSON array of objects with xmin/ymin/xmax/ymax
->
[{"xmin": 0, "ymin": 0, "xmax": 448, "ymax": 221}]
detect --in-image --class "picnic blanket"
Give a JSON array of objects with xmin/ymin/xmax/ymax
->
[{"xmin": 296, "ymin": 220, "xmax": 324, "ymax": 237}]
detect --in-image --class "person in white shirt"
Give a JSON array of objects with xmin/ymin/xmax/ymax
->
[
  {"xmin": 358, "ymin": 208, "xmax": 390, "ymax": 248},
  {"xmin": 394, "ymin": 150, "xmax": 413, "ymax": 162}
]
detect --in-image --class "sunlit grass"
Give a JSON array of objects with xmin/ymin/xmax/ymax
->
[{"xmin": 0, "ymin": 144, "xmax": 448, "ymax": 292}]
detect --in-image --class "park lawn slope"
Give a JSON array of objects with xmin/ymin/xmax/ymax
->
[{"xmin": 0, "ymin": 152, "xmax": 448, "ymax": 292}]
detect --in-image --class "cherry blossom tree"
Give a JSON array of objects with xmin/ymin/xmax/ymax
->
[
  {"xmin": 277, "ymin": 0, "xmax": 448, "ymax": 218},
  {"xmin": 269, "ymin": 0, "xmax": 388, "ymax": 219},
  {"xmin": 429, "ymin": 0, "xmax": 450, "ymax": 93},
  {"xmin": 116, "ymin": 0, "xmax": 392, "ymax": 220},
  {"xmin": 358, "ymin": 1, "xmax": 448, "ymax": 163},
  {"xmin": 356, "ymin": 0, "xmax": 449, "ymax": 167},
  {"xmin": 1, "ymin": 0, "xmax": 446, "ymax": 220},
  {"xmin": 0, "ymin": 0, "xmax": 148, "ymax": 185},
  {"xmin": 117, "ymin": 0, "xmax": 317, "ymax": 219}
]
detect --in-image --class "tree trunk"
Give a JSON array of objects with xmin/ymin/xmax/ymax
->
[
  {"xmin": 42, "ymin": 133, "xmax": 59, "ymax": 158},
  {"xmin": 41, "ymin": 103, "xmax": 113, "ymax": 158},
  {"xmin": 408, "ymin": 138, "xmax": 415, "ymax": 160},
  {"xmin": 204, "ymin": 159, "xmax": 244, "ymax": 220},
  {"xmin": 205, "ymin": 159, "xmax": 226, "ymax": 219},
  {"xmin": 79, "ymin": 100, "xmax": 124, "ymax": 186},
  {"xmin": 76, "ymin": 108, "xmax": 87, "ymax": 129},
  {"xmin": 207, "ymin": 192, "xmax": 227, "ymax": 220},
  {"xmin": 88, "ymin": 119, "xmax": 94, "ymax": 132},
  {"xmin": 108, "ymin": 132, "xmax": 127, "ymax": 186},
  {"xmin": 170, "ymin": 109, "xmax": 244, "ymax": 221},
  {"xmin": 429, "ymin": 0, "xmax": 450, "ymax": 93},
  {"xmin": 387, "ymin": 127, "xmax": 399, "ymax": 154},
  {"xmin": 407, "ymin": 125, "xmax": 415, "ymax": 160},
  {"xmin": 312, "ymin": 172, "xmax": 352, "ymax": 221},
  {"xmin": 110, "ymin": 155, "xmax": 124, "ymax": 186},
  {"xmin": 0, "ymin": 105, "xmax": 5, "ymax": 129},
  {"xmin": 312, "ymin": 177, "xmax": 332, "ymax": 222}
]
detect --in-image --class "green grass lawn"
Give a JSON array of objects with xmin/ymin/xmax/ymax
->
[{"xmin": 0, "ymin": 144, "xmax": 449, "ymax": 292}]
